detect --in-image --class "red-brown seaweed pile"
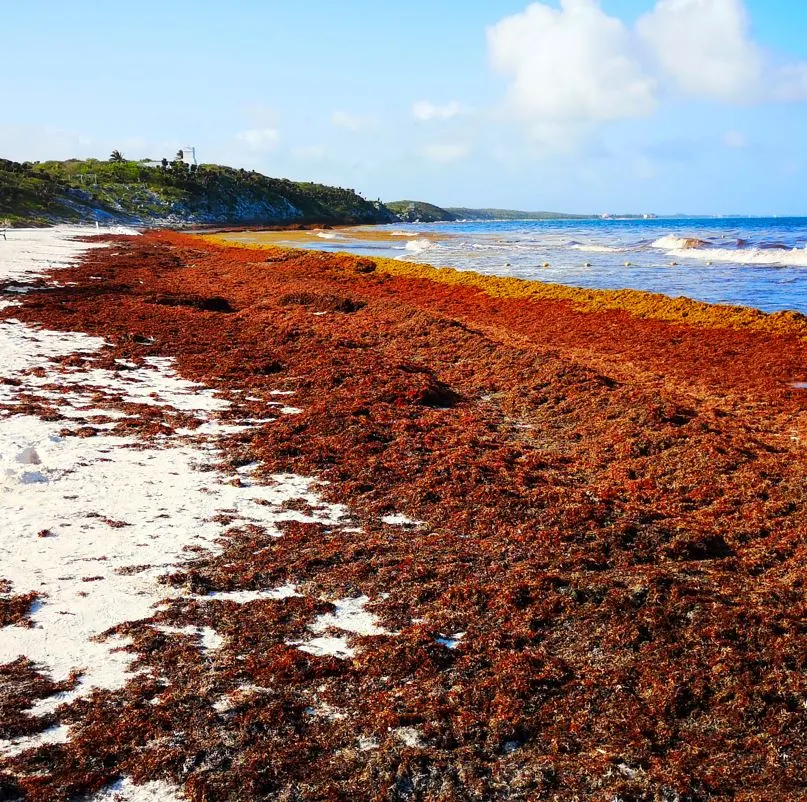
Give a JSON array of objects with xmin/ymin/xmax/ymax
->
[{"xmin": 1, "ymin": 231, "xmax": 805, "ymax": 801}]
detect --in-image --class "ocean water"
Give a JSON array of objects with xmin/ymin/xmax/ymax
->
[{"xmin": 304, "ymin": 217, "xmax": 807, "ymax": 315}]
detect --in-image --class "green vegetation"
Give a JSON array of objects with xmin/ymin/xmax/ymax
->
[
  {"xmin": 0, "ymin": 157, "xmax": 397, "ymax": 227},
  {"xmin": 446, "ymin": 207, "xmax": 590, "ymax": 221},
  {"xmin": 0, "ymin": 159, "xmax": 83, "ymax": 226},
  {"xmin": 386, "ymin": 201, "xmax": 592, "ymax": 223},
  {"xmin": 385, "ymin": 200, "xmax": 457, "ymax": 223}
]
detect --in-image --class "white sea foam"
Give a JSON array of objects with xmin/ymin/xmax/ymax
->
[
  {"xmin": 650, "ymin": 231, "xmax": 807, "ymax": 266},
  {"xmin": 652, "ymin": 235, "xmax": 708, "ymax": 250},
  {"xmin": 570, "ymin": 244, "xmax": 627, "ymax": 253},
  {"xmin": 404, "ymin": 238, "xmax": 439, "ymax": 253},
  {"xmin": 669, "ymin": 246, "xmax": 807, "ymax": 267}
]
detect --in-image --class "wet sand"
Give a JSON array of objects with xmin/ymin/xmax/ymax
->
[{"xmin": 216, "ymin": 224, "xmax": 450, "ymax": 249}]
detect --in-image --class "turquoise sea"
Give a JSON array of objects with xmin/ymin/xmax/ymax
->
[{"xmin": 304, "ymin": 217, "xmax": 807, "ymax": 315}]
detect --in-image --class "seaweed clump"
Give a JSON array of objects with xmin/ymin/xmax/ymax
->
[
  {"xmin": 149, "ymin": 294, "xmax": 234, "ymax": 312},
  {"xmin": 279, "ymin": 292, "xmax": 365, "ymax": 314},
  {"xmin": 0, "ymin": 586, "xmax": 39, "ymax": 628}
]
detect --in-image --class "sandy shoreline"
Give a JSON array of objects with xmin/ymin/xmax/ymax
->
[
  {"xmin": 211, "ymin": 225, "xmax": 452, "ymax": 253},
  {"xmin": 1, "ymin": 228, "xmax": 805, "ymax": 800}
]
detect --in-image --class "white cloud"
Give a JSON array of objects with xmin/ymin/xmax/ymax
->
[
  {"xmin": 488, "ymin": 0, "xmax": 807, "ymax": 145},
  {"xmin": 723, "ymin": 130, "xmax": 748, "ymax": 149},
  {"xmin": 421, "ymin": 144, "xmax": 471, "ymax": 164},
  {"xmin": 236, "ymin": 128, "xmax": 280, "ymax": 149},
  {"xmin": 412, "ymin": 101, "xmax": 464, "ymax": 121},
  {"xmin": 487, "ymin": 0, "xmax": 656, "ymax": 130},
  {"xmin": 331, "ymin": 111, "xmax": 376, "ymax": 131},
  {"xmin": 637, "ymin": 0, "xmax": 765, "ymax": 103}
]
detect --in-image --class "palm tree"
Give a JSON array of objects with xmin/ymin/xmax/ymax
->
[{"xmin": 109, "ymin": 150, "xmax": 124, "ymax": 163}]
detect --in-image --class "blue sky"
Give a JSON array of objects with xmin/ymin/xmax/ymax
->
[{"xmin": 3, "ymin": 0, "xmax": 807, "ymax": 215}]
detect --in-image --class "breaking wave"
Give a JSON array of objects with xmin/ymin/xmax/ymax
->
[
  {"xmin": 652, "ymin": 236, "xmax": 709, "ymax": 250},
  {"xmin": 668, "ymin": 246, "xmax": 807, "ymax": 267},
  {"xmin": 404, "ymin": 239, "xmax": 440, "ymax": 253},
  {"xmin": 650, "ymin": 233, "xmax": 807, "ymax": 266}
]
